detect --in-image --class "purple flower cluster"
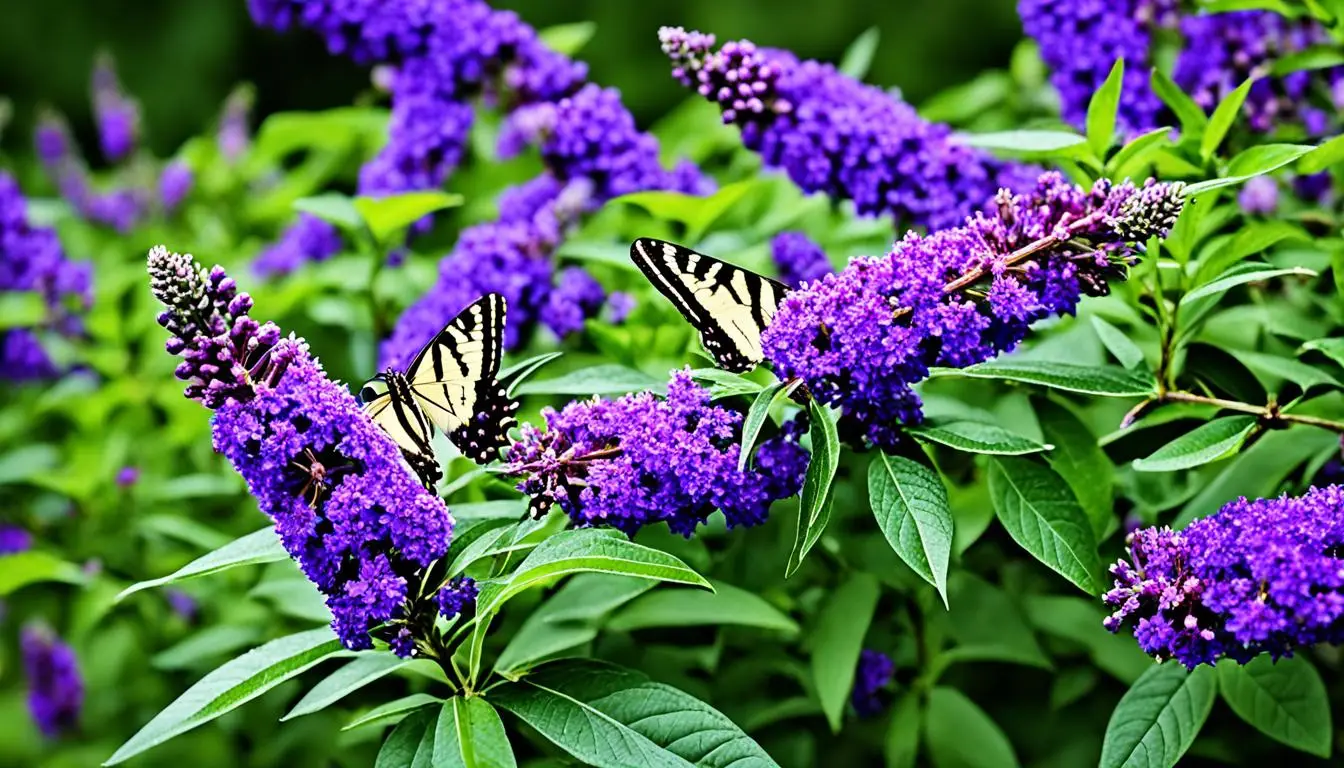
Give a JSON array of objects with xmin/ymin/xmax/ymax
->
[
  {"xmin": 248, "ymin": 0, "xmax": 590, "ymax": 274},
  {"xmin": 507, "ymin": 369, "xmax": 807, "ymax": 537},
  {"xmin": 659, "ymin": 27, "xmax": 1033, "ymax": 231},
  {"xmin": 91, "ymin": 53, "xmax": 141, "ymax": 164},
  {"xmin": 0, "ymin": 173, "xmax": 91, "ymax": 381},
  {"xmin": 1018, "ymin": 0, "xmax": 1173, "ymax": 135},
  {"xmin": 770, "ymin": 231, "xmax": 832, "ymax": 288},
  {"xmin": 1019, "ymin": 3, "xmax": 1343, "ymax": 136},
  {"xmin": 1238, "ymin": 176, "xmax": 1279, "ymax": 216},
  {"xmin": 1104, "ymin": 484, "xmax": 1344, "ymax": 667},
  {"xmin": 149, "ymin": 246, "xmax": 454, "ymax": 654},
  {"xmin": 437, "ymin": 576, "xmax": 478, "ymax": 619},
  {"xmin": 381, "ymin": 83, "xmax": 710, "ymax": 368},
  {"xmin": 762, "ymin": 172, "xmax": 1184, "ymax": 448},
  {"xmin": 254, "ymin": 213, "xmax": 344, "ymax": 278},
  {"xmin": 218, "ymin": 86, "xmax": 254, "ymax": 163},
  {"xmin": 851, "ymin": 649, "xmax": 895, "ymax": 718},
  {"xmin": 21, "ymin": 626, "xmax": 83, "ymax": 738},
  {"xmin": 0, "ymin": 523, "xmax": 32, "ymax": 554}
]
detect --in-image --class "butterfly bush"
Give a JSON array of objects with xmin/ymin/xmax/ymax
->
[
  {"xmin": 148, "ymin": 245, "xmax": 454, "ymax": 655},
  {"xmin": 0, "ymin": 523, "xmax": 32, "ymax": 554},
  {"xmin": 507, "ymin": 369, "xmax": 808, "ymax": 537},
  {"xmin": 21, "ymin": 626, "xmax": 83, "ymax": 738},
  {"xmin": 770, "ymin": 231, "xmax": 833, "ymax": 288},
  {"xmin": 659, "ymin": 27, "xmax": 1035, "ymax": 232},
  {"xmin": 380, "ymin": 83, "xmax": 711, "ymax": 368},
  {"xmin": 1019, "ymin": 2, "xmax": 1344, "ymax": 135},
  {"xmin": 1103, "ymin": 485, "xmax": 1344, "ymax": 668},
  {"xmin": 851, "ymin": 649, "xmax": 895, "ymax": 718},
  {"xmin": 247, "ymin": 0, "xmax": 588, "ymax": 272},
  {"xmin": 763, "ymin": 172, "xmax": 1184, "ymax": 449},
  {"xmin": 0, "ymin": 173, "xmax": 91, "ymax": 381}
]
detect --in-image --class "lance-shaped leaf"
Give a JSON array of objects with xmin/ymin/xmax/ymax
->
[
  {"xmin": 867, "ymin": 453, "xmax": 953, "ymax": 605},
  {"xmin": 988, "ymin": 458, "xmax": 1102, "ymax": 594},
  {"xmin": 434, "ymin": 697, "xmax": 517, "ymax": 768},
  {"xmin": 1218, "ymin": 655, "xmax": 1331, "ymax": 758},
  {"xmin": 786, "ymin": 401, "xmax": 840, "ymax": 576},
  {"xmin": 1100, "ymin": 663, "xmax": 1216, "ymax": 768},
  {"xmin": 117, "ymin": 527, "xmax": 287, "ymax": 601},
  {"xmin": 1132, "ymin": 416, "xmax": 1257, "ymax": 473}
]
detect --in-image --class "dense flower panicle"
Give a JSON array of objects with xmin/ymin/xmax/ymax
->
[
  {"xmin": 659, "ymin": 27, "xmax": 1032, "ymax": 231},
  {"xmin": 437, "ymin": 576, "xmax": 478, "ymax": 619},
  {"xmin": 541, "ymin": 266, "xmax": 605, "ymax": 338},
  {"xmin": 21, "ymin": 627, "xmax": 83, "ymax": 738},
  {"xmin": 1018, "ymin": 0, "xmax": 1172, "ymax": 134},
  {"xmin": 0, "ymin": 172, "xmax": 91, "ymax": 380},
  {"xmin": 158, "ymin": 161, "xmax": 194, "ymax": 213},
  {"xmin": 763, "ymin": 173, "xmax": 1183, "ymax": 448},
  {"xmin": 851, "ymin": 649, "xmax": 895, "ymax": 717},
  {"xmin": 507, "ymin": 369, "xmax": 805, "ymax": 536},
  {"xmin": 1238, "ymin": 175, "xmax": 1279, "ymax": 215},
  {"xmin": 1104, "ymin": 485, "xmax": 1344, "ymax": 667},
  {"xmin": 1019, "ymin": 2, "xmax": 1342, "ymax": 136},
  {"xmin": 150, "ymin": 248, "xmax": 455, "ymax": 653},
  {"xmin": 0, "ymin": 524, "xmax": 32, "ymax": 554},
  {"xmin": 357, "ymin": 84, "xmax": 474, "ymax": 198},
  {"xmin": 91, "ymin": 54, "xmax": 140, "ymax": 162},
  {"xmin": 254, "ymin": 213, "xmax": 344, "ymax": 277},
  {"xmin": 770, "ymin": 231, "xmax": 832, "ymax": 287}
]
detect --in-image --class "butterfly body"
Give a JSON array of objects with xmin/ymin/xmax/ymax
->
[
  {"xmin": 360, "ymin": 294, "xmax": 516, "ymax": 486},
  {"xmin": 630, "ymin": 237, "xmax": 789, "ymax": 372}
]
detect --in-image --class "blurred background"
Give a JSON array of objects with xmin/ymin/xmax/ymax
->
[{"xmin": 0, "ymin": 0, "xmax": 1024, "ymax": 162}]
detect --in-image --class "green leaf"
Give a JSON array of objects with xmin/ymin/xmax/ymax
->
[
  {"xmin": 474, "ymin": 529, "xmax": 710, "ymax": 618},
  {"xmin": 1201, "ymin": 78, "xmax": 1254, "ymax": 160},
  {"xmin": 106, "ymin": 629, "xmax": 348, "ymax": 764},
  {"xmin": 909, "ymin": 420, "xmax": 1051, "ymax": 455},
  {"xmin": 353, "ymin": 191, "xmax": 463, "ymax": 244},
  {"xmin": 1217, "ymin": 655, "xmax": 1332, "ymax": 758},
  {"xmin": 925, "ymin": 687, "xmax": 1020, "ymax": 768},
  {"xmin": 935, "ymin": 360, "xmax": 1156, "ymax": 397},
  {"xmin": 786, "ymin": 401, "xmax": 840, "ymax": 577},
  {"xmin": 960, "ymin": 130, "xmax": 1087, "ymax": 153},
  {"xmin": 537, "ymin": 21, "xmax": 597, "ymax": 56},
  {"xmin": 376, "ymin": 708, "xmax": 435, "ymax": 768},
  {"xmin": 1271, "ymin": 45, "xmax": 1344, "ymax": 75},
  {"xmin": 988, "ymin": 458, "xmax": 1102, "ymax": 594},
  {"xmin": 1151, "ymin": 69, "xmax": 1207, "ymax": 139},
  {"xmin": 867, "ymin": 453, "xmax": 953, "ymax": 605},
  {"xmin": 1241, "ymin": 350, "xmax": 1341, "ymax": 390},
  {"xmin": 1035, "ymin": 399, "xmax": 1114, "ymax": 540},
  {"xmin": 1131, "ymin": 416, "xmax": 1257, "ymax": 472},
  {"xmin": 1301, "ymin": 337, "xmax": 1344, "ymax": 367},
  {"xmin": 1175, "ymin": 429, "xmax": 1336, "ymax": 528},
  {"xmin": 0, "ymin": 291, "xmax": 46, "ymax": 330},
  {"xmin": 1184, "ymin": 144, "xmax": 1317, "ymax": 196},
  {"xmin": 810, "ymin": 573, "xmax": 879, "ymax": 733},
  {"xmin": 515, "ymin": 364, "xmax": 664, "ymax": 396},
  {"xmin": 499, "ymin": 351, "xmax": 563, "ymax": 396},
  {"xmin": 689, "ymin": 368, "xmax": 766, "ymax": 399},
  {"xmin": 1088, "ymin": 59, "xmax": 1125, "ymax": 158},
  {"xmin": 739, "ymin": 378, "xmax": 800, "ymax": 471},
  {"xmin": 885, "ymin": 693, "xmax": 922, "ymax": 768},
  {"xmin": 117, "ymin": 527, "xmax": 287, "ymax": 601},
  {"xmin": 1091, "ymin": 316, "xmax": 1147, "ymax": 370},
  {"xmin": 151, "ymin": 626, "xmax": 261, "ymax": 671},
  {"xmin": 1194, "ymin": 220, "xmax": 1307, "ymax": 285},
  {"xmin": 434, "ymin": 697, "xmax": 517, "ymax": 768},
  {"xmin": 494, "ymin": 574, "xmax": 656, "ymax": 675},
  {"xmin": 1100, "ymin": 664, "xmax": 1216, "ymax": 768},
  {"xmin": 1024, "ymin": 596, "xmax": 1150, "ymax": 684},
  {"xmin": 0, "ymin": 551, "xmax": 84, "ymax": 595},
  {"xmin": 293, "ymin": 193, "xmax": 364, "ymax": 233},
  {"xmin": 1300, "ymin": 133, "xmax": 1344, "ymax": 174},
  {"xmin": 343, "ymin": 694, "xmax": 444, "ymax": 732},
  {"xmin": 283, "ymin": 653, "xmax": 410, "ymax": 721},
  {"xmin": 491, "ymin": 659, "xmax": 779, "ymax": 768},
  {"xmin": 614, "ymin": 180, "xmax": 758, "ymax": 242},
  {"xmin": 606, "ymin": 581, "xmax": 799, "ymax": 634},
  {"xmin": 944, "ymin": 573, "xmax": 1051, "ymax": 670},
  {"xmin": 1109, "ymin": 127, "xmax": 1175, "ymax": 178},
  {"xmin": 839, "ymin": 27, "xmax": 880, "ymax": 80}
]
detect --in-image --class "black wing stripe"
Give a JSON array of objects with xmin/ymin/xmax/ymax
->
[{"xmin": 631, "ymin": 238, "xmax": 708, "ymax": 324}]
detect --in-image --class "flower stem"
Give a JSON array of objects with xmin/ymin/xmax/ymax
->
[
  {"xmin": 1155, "ymin": 390, "xmax": 1344, "ymax": 433},
  {"xmin": 942, "ymin": 209, "xmax": 1107, "ymax": 295}
]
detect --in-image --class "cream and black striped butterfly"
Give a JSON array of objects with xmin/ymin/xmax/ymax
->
[
  {"xmin": 359, "ymin": 294, "xmax": 518, "ymax": 487},
  {"xmin": 630, "ymin": 237, "xmax": 790, "ymax": 372}
]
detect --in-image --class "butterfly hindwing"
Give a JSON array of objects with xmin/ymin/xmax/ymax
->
[
  {"xmin": 629, "ymin": 237, "xmax": 788, "ymax": 372},
  {"xmin": 360, "ymin": 375, "xmax": 437, "ymax": 481}
]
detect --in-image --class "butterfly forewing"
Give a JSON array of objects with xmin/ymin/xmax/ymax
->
[
  {"xmin": 629, "ymin": 237, "xmax": 788, "ymax": 372},
  {"xmin": 405, "ymin": 294, "xmax": 503, "ymax": 435},
  {"xmin": 361, "ymin": 375, "xmax": 434, "ymax": 460}
]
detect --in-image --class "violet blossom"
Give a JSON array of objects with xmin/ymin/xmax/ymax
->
[{"xmin": 22, "ymin": 626, "xmax": 83, "ymax": 738}]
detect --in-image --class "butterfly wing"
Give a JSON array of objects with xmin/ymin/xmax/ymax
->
[
  {"xmin": 403, "ymin": 293, "xmax": 517, "ymax": 463},
  {"xmin": 359, "ymin": 375, "xmax": 440, "ymax": 486},
  {"xmin": 630, "ymin": 237, "xmax": 789, "ymax": 372}
]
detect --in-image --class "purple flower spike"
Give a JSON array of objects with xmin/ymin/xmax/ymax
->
[
  {"xmin": 159, "ymin": 161, "xmax": 194, "ymax": 214},
  {"xmin": 91, "ymin": 53, "xmax": 140, "ymax": 163},
  {"xmin": 437, "ymin": 576, "xmax": 478, "ymax": 619},
  {"xmin": 763, "ymin": 173, "xmax": 1183, "ymax": 448},
  {"xmin": 0, "ymin": 524, "xmax": 32, "ymax": 554},
  {"xmin": 21, "ymin": 626, "xmax": 83, "ymax": 738},
  {"xmin": 770, "ymin": 231, "xmax": 832, "ymax": 288},
  {"xmin": 254, "ymin": 214, "xmax": 343, "ymax": 278},
  {"xmin": 851, "ymin": 649, "xmax": 895, "ymax": 717},
  {"xmin": 507, "ymin": 369, "xmax": 805, "ymax": 537},
  {"xmin": 660, "ymin": 26, "xmax": 1033, "ymax": 231},
  {"xmin": 149, "ymin": 246, "xmax": 455, "ymax": 653},
  {"xmin": 541, "ymin": 267, "xmax": 605, "ymax": 338},
  {"xmin": 1104, "ymin": 484, "xmax": 1344, "ymax": 668}
]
